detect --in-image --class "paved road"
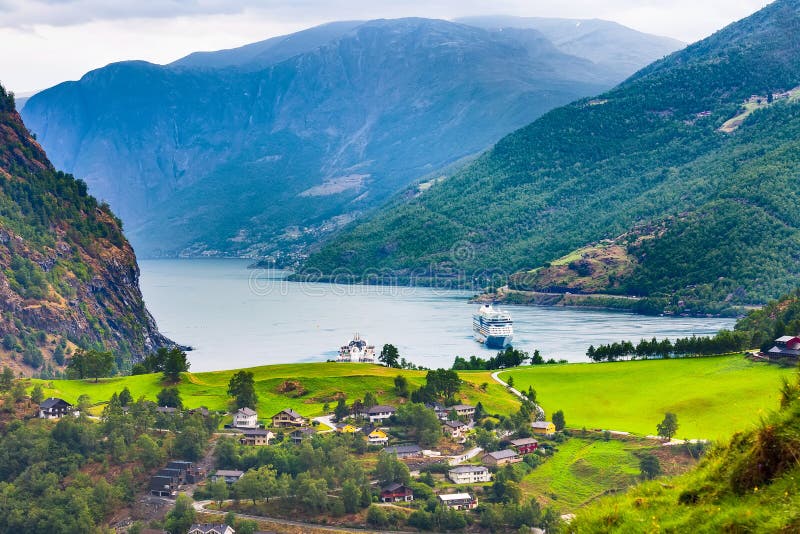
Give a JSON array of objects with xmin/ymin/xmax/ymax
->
[
  {"xmin": 192, "ymin": 500, "xmax": 413, "ymax": 533},
  {"xmin": 491, "ymin": 370, "xmax": 545, "ymax": 419},
  {"xmin": 312, "ymin": 414, "xmax": 336, "ymax": 431}
]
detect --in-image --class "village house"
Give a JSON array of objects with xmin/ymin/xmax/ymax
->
[
  {"xmin": 232, "ymin": 407, "xmax": 258, "ymax": 428},
  {"xmin": 210, "ymin": 470, "xmax": 244, "ymax": 485},
  {"xmin": 188, "ymin": 525, "xmax": 236, "ymax": 534},
  {"xmin": 442, "ymin": 420, "xmax": 468, "ymax": 440},
  {"xmin": 438, "ymin": 493, "xmax": 478, "ymax": 510},
  {"xmin": 239, "ymin": 428, "xmax": 273, "ymax": 446},
  {"xmin": 188, "ymin": 406, "xmax": 210, "ymax": 417},
  {"xmin": 157, "ymin": 467, "xmax": 185, "ymax": 485},
  {"xmin": 383, "ymin": 444, "xmax": 423, "ymax": 458},
  {"xmin": 482, "ymin": 449, "xmax": 521, "ymax": 467},
  {"xmin": 156, "ymin": 406, "xmax": 178, "ymax": 416},
  {"xmin": 290, "ymin": 427, "xmax": 316, "ymax": 444},
  {"xmin": 335, "ymin": 423, "xmax": 357, "ymax": 433},
  {"xmin": 764, "ymin": 335, "xmax": 800, "ymax": 359},
  {"xmin": 380, "ymin": 483, "xmax": 414, "ymax": 503},
  {"xmin": 167, "ymin": 460, "xmax": 205, "ymax": 484},
  {"xmin": 38, "ymin": 397, "xmax": 73, "ymax": 419},
  {"xmin": 368, "ymin": 429, "xmax": 389, "ymax": 445},
  {"xmin": 509, "ymin": 437, "xmax": 539, "ymax": 454},
  {"xmin": 149, "ymin": 474, "xmax": 178, "ymax": 497},
  {"xmin": 366, "ymin": 405, "xmax": 396, "ymax": 423},
  {"xmin": 450, "ymin": 404, "xmax": 476, "ymax": 420},
  {"xmin": 271, "ymin": 408, "xmax": 305, "ymax": 428},
  {"xmin": 531, "ymin": 421, "xmax": 556, "ymax": 436},
  {"xmin": 426, "ymin": 402, "xmax": 449, "ymax": 420},
  {"xmin": 448, "ymin": 465, "xmax": 492, "ymax": 484}
]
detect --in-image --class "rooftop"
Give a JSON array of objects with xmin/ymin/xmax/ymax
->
[
  {"xmin": 485, "ymin": 449, "xmax": 518, "ymax": 460},
  {"xmin": 40, "ymin": 397, "xmax": 70, "ymax": 409},
  {"xmin": 531, "ymin": 421, "xmax": 554, "ymax": 429},
  {"xmin": 275, "ymin": 408, "xmax": 303, "ymax": 419},
  {"xmin": 439, "ymin": 493, "xmax": 473, "ymax": 501},
  {"xmin": 214, "ymin": 470, "xmax": 244, "ymax": 477},
  {"xmin": 449, "ymin": 465, "xmax": 488, "ymax": 473},
  {"xmin": 510, "ymin": 438, "xmax": 539, "ymax": 446},
  {"xmin": 367, "ymin": 405, "xmax": 397, "ymax": 414},
  {"xmin": 237, "ymin": 407, "xmax": 257, "ymax": 416},
  {"xmin": 383, "ymin": 444, "xmax": 422, "ymax": 455}
]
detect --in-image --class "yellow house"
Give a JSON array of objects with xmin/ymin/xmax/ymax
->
[
  {"xmin": 368, "ymin": 429, "xmax": 389, "ymax": 445},
  {"xmin": 336, "ymin": 423, "xmax": 357, "ymax": 433},
  {"xmin": 531, "ymin": 421, "xmax": 556, "ymax": 436}
]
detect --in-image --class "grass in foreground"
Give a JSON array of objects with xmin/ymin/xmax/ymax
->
[
  {"xmin": 31, "ymin": 363, "xmax": 519, "ymax": 420},
  {"xmin": 500, "ymin": 355, "xmax": 794, "ymax": 440}
]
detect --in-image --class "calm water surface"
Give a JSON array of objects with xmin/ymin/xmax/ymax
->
[{"xmin": 139, "ymin": 259, "xmax": 736, "ymax": 372}]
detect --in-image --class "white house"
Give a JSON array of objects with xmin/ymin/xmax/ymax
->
[
  {"xmin": 448, "ymin": 465, "xmax": 491, "ymax": 484},
  {"xmin": 188, "ymin": 524, "xmax": 236, "ymax": 534},
  {"xmin": 366, "ymin": 405, "xmax": 396, "ymax": 423},
  {"xmin": 438, "ymin": 493, "xmax": 477, "ymax": 510},
  {"xmin": 232, "ymin": 407, "xmax": 258, "ymax": 429}
]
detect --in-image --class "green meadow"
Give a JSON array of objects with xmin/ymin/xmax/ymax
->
[
  {"xmin": 500, "ymin": 355, "xmax": 795, "ymax": 440},
  {"xmin": 520, "ymin": 438, "xmax": 642, "ymax": 512},
  {"xmin": 31, "ymin": 363, "xmax": 519, "ymax": 420}
]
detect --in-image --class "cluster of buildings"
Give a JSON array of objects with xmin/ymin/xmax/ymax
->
[{"xmin": 150, "ymin": 460, "xmax": 206, "ymax": 497}]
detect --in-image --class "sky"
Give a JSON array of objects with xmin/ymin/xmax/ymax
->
[{"xmin": 0, "ymin": 0, "xmax": 773, "ymax": 94}]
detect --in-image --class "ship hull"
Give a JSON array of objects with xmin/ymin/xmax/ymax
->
[{"xmin": 485, "ymin": 335, "xmax": 513, "ymax": 349}]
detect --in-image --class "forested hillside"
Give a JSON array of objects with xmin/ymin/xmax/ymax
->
[
  {"xmin": 22, "ymin": 18, "xmax": 680, "ymax": 259},
  {"xmin": 0, "ymin": 85, "xmax": 168, "ymax": 375},
  {"xmin": 304, "ymin": 0, "xmax": 800, "ymax": 313}
]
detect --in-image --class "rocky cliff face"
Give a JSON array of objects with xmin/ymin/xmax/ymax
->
[{"xmin": 0, "ymin": 84, "xmax": 169, "ymax": 376}]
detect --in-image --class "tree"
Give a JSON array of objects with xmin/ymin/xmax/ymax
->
[
  {"xmin": 67, "ymin": 349, "xmax": 114, "ymax": 382},
  {"xmin": 379, "ymin": 344, "xmax": 400, "ymax": 368},
  {"xmin": 207, "ymin": 478, "xmax": 229, "ymax": 508},
  {"xmin": 342, "ymin": 480, "xmax": 361, "ymax": 513},
  {"xmin": 657, "ymin": 412, "xmax": 679, "ymax": 441},
  {"xmin": 118, "ymin": 387, "xmax": 133, "ymax": 407},
  {"xmin": 363, "ymin": 391, "xmax": 377, "ymax": 409},
  {"xmin": 162, "ymin": 348, "xmax": 190, "ymax": 382},
  {"xmin": 395, "ymin": 403, "xmax": 441, "ymax": 447},
  {"xmin": 0, "ymin": 366, "xmax": 14, "ymax": 390},
  {"xmin": 367, "ymin": 505, "xmax": 389, "ymax": 527},
  {"xmin": 639, "ymin": 453, "xmax": 662, "ymax": 480},
  {"xmin": 552, "ymin": 410, "xmax": 566, "ymax": 431},
  {"xmin": 10, "ymin": 380, "xmax": 26, "ymax": 403},
  {"xmin": 66, "ymin": 395, "xmax": 89, "ymax": 416},
  {"xmin": 374, "ymin": 451, "xmax": 411, "ymax": 486},
  {"xmin": 164, "ymin": 494, "xmax": 195, "ymax": 534},
  {"xmin": 157, "ymin": 387, "xmax": 182, "ymax": 409},
  {"xmin": 425, "ymin": 368, "xmax": 461, "ymax": 399},
  {"xmin": 531, "ymin": 349, "xmax": 544, "ymax": 365},
  {"xmin": 507, "ymin": 376, "xmax": 515, "ymax": 388},
  {"xmin": 227, "ymin": 370, "xmax": 258, "ymax": 410},
  {"xmin": 394, "ymin": 375, "xmax": 409, "ymax": 397},
  {"xmin": 334, "ymin": 397, "xmax": 349, "ymax": 422},
  {"xmin": 30, "ymin": 383, "xmax": 44, "ymax": 404}
]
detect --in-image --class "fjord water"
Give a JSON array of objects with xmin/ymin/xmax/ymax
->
[{"xmin": 139, "ymin": 259, "xmax": 735, "ymax": 372}]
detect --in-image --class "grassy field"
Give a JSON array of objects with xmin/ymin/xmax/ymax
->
[
  {"xmin": 520, "ymin": 438, "xmax": 642, "ymax": 512},
  {"xmin": 31, "ymin": 363, "xmax": 520, "ymax": 421},
  {"xmin": 500, "ymin": 355, "xmax": 795, "ymax": 440}
]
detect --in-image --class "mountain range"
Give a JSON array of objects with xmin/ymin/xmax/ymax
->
[
  {"xmin": 303, "ymin": 0, "xmax": 800, "ymax": 314},
  {"xmin": 21, "ymin": 17, "xmax": 682, "ymax": 259},
  {"xmin": 0, "ymin": 85, "xmax": 168, "ymax": 375}
]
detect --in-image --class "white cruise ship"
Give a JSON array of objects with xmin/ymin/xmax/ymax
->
[
  {"xmin": 473, "ymin": 304, "xmax": 514, "ymax": 348},
  {"xmin": 337, "ymin": 334, "xmax": 376, "ymax": 362}
]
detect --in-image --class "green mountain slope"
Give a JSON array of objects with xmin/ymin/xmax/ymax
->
[
  {"xmin": 0, "ymin": 85, "xmax": 169, "ymax": 376},
  {"xmin": 303, "ymin": 0, "xmax": 800, "ymax": 311}
]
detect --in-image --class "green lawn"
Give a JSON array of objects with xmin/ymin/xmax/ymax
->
[
  {"xmin": 31, "ymin": 363, "xmax": 519, "ymax": 421},
  {"xmin": 521, "ymin": 438, "xmax": 642, "ymax": 512},
  {"xmin": 500, "ymin": 356, "xmax": 795, "ymax": 440}
]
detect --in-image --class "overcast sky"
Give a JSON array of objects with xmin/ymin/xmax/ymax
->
[{"xmin": 1, "ymin": 0, "xmax": 773, "ymax": 94}]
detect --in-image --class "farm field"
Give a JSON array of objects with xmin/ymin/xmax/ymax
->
[
  {"xmin": 500, "ymin": 355, "xmax": 794, "ymax": 440},
  {"xmin": 30, "ymin": 362, "xmax": 520, "ymax": 420}
]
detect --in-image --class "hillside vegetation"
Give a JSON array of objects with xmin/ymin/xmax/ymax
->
[
  {"xmin": 31, "ymin": 363, "xmax": 520, "ymax": 418},
  {"xmin": 304, "ymin": 0, "xmax": 800, "ymax": 314},
  {"xmin": 0, "ymin": 85, "xmax": 168, "ymax": 376},
  {"xmin": 571, "ymin": 363, "xmax": 800, "ymax": 532}
]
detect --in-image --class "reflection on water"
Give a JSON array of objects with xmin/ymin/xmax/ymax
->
[{"xmin": 139, "ymin": 259, "xmax": 736, "ymax": 372}]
